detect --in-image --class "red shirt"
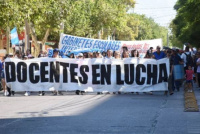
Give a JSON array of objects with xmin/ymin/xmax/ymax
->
[{"xmin": 186, "ymin": 70, "xmax": 194, "ymax": 80}]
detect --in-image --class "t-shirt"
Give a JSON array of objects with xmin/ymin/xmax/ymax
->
[
  {"xmin": 153, "ymin": 51, "xmax": 166, "ymax": 60},
  {"xmin": 186, "ymin": 70, "xmax": 194, "ymax": 80},
  {"xmin": 171, "ymin": 54, "xmax": 182, "ymax": 65}
]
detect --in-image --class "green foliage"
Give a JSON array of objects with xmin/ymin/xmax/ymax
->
[
  {"xmin": 170, "ymin": 0, "xmax": 200, "ymax": 47},
  {"xmin": 0, "ymin": 0, "xmax": 167, "ymax": 45}
]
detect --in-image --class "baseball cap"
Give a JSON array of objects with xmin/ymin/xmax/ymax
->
[{"xmin": 78, "ymin": 53, "xmax": 83, "ymax": 57}]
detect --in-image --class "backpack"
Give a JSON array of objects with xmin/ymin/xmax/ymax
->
[{"xmin": 184, "ymin": 52, "xmax": 194, "ymax": 67}]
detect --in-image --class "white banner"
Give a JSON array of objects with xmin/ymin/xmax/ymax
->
[
  {"xmin": 5, "ymin": 58, "xmax": 169, "ymax": 92},
  {"xmin": 59, "ymin": 34, "xmax": 162, "ymax": 57}
]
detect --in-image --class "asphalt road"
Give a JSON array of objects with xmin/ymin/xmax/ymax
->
[{"xmin": 1, "ymin": 86, "xmax": 200, "ymax": 134}]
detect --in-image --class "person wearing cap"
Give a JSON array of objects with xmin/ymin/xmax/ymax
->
[
  {"xmin": 77, "ymin": 53, "xmax": 84, "ymax": 59},
  {"xmin": 152, "ymin": 46, "xmax": 166, "ymax": 60}
]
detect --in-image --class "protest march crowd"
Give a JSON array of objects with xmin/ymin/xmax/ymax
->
[{"xmin": 1, "ymin": 43, "xmax": 200, "ymax": 97}]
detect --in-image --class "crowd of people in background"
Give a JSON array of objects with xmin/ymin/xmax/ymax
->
[{"xmin": 1, "ymin": 43, "xmax": 200, "ymax": 97}]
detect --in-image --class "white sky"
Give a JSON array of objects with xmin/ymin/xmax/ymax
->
[{"xmin": 132, "ymin": 0, "xmax": 178, "ymax": 28}]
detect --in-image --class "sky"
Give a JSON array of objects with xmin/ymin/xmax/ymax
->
[{"xmin": 132, "ymin": 0, "xmax": 178, "ymax": 28}]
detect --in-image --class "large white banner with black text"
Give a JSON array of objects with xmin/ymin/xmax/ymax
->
[{"xmin": 5, "ymin": 58, "xmax": 169, "ymax": 92}]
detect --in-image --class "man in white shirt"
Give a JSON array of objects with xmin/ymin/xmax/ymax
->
[{"xmin": 181, "ymin": 44, "xmax": 194, "ymax": 72}]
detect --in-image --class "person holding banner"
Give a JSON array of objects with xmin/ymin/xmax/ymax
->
[
  {"xmin": 114, "ymin": 51, "xmax": 121, "ymax": 59},
  {"xmin": 146, "ymin": 47, "xmax": 154, "ymax": 58},
  {"xmin": 123, "ymin": 51, "xmax": 129, "ymax": 58},
  {"xmin": 152, "ymin": 46, "xmax": 166, "ymax": 95},
  {"xmin": 167, "ymin": 49, "xmax": 174, "ymax": 95},
  {"xmin": 152, "ymin": 46, "xmax": 166, "ymax": 60},
  {"xmin": 130, "ymin": 50, "xmax": 139, "ymax": 95},
  {"xmin": 113, "ymin": 51, "xmax": 122, "ymax": 95},
  {"xmin": 52, "ymin": 49, "xmax": 63, "ymax": 95},
  {"xmin": 38, "ymin": 52, "xmax": 46, "ymax": 96},
  {"xmin": 88, "ymin": 52, "xmax": 93, "ymax": 58},
  {"xmin": 76, "ymin": 53, "xmax": 85, "ymax": 95},
  {"xmin": 131, "ymin": 49, "xmax": 139, "ymax": 58},
  {"xmin": 106, "ymin": 50, "xmax": 113, "ymax": 59},
  {"xmin": 102, "ymin": 51, "xmax": 106, "ymax": 57},
  {"xmin": 1, "ymin": 56, "xmax": 9, "ymax": 96},
  {"xmin": 69, "ymin": 53, "xmax": 75, "ymax": 58},
  {"xmin": 96, "ymin": 51, "xmax": 102, "ymax": 58}
]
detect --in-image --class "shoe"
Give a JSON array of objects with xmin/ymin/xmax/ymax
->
[
  {"xmin": 170, "ymin": 92, "xmax": 174, "ymax": 95},
  {"xmin": 12, "ymin": 91, "xmax": 15, "ymax": 96},
  {"xmin": 149, "ymin": 92, "xmax": 153, "ymax": 95},
  {"xmin": 80, "ymin": 91, "xmax": 85, "ymax": 95},
  {"xmin": 4, "ymin": 91, "xmax": 9, "ymax": 96},
  {"xmin": 53, "ymin": 91, "xmax": 57, "ymax": 96},
  {"xmin": 24, "ymin": 91, "xmax": 30, "ymax": 96},
  {"xmin": 76, "ymin": 90, "xmax": 80, "ymax": 95},
  {"xmin": 118, "ymin": 91, "xmax": 121, "ymax": 94},
  {"xmin": 39, "ymin": 91, "xmax": 45, "ymax": 96},
  {"xmin": 58, "ymin": 91, "xmax": 63, "ymax": 95}
]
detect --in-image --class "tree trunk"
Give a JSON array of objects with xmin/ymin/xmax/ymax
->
[
  {"xmin": 29, "ymin": 23, "xmax": 40, "ymax": 57},
  {"xmin": 42, "ymin": 29, "xmax": 49, "ymax": 51},
  {"xmin": 6, "ymin": 27, "xmax": 10, "ymax": 54}
]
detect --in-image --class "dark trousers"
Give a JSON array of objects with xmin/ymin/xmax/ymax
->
[{"xmin": 168, "ymin": 75, "xmax": 173, "ymax": 93}]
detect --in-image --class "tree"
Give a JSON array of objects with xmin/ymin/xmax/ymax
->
[{"xmin": 170, "ymin": 0, "xmax": 200, "ymax": 48}]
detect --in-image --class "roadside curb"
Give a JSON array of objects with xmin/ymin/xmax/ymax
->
[{"xmin": 184, "ymin": 83, "xmax": 199, "ymax": 112}]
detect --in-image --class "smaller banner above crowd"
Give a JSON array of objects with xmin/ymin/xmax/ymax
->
[
  {"xmin": 59, "ymin": 33, "xmax": 162, "ymax": 57},
  {"xmin": 4, "ymin": 57, "xmax": 169, "ymax": 92}
]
